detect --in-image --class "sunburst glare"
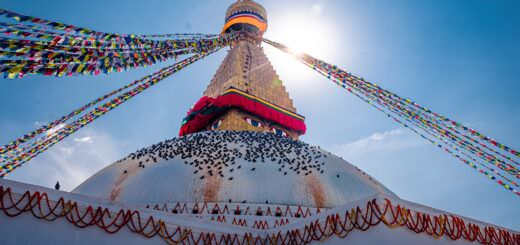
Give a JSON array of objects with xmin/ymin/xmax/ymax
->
[{"xmin": 263, "ymin": 7, "xmax": 338, "ymax": 93}]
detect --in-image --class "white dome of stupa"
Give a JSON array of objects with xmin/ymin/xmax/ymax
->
[{"xmin": 73, "ymin": 131, "xmax": 396, "ymax": 208}]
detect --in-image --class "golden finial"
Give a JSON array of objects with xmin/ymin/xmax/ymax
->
[{"xmin": 223, "ymin": 0, "xmax": 268, "ymax": 34}]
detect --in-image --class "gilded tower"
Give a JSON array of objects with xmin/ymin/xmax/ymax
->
[{"xmin": 180, "ymin": 0, "xmax": 306, "ymax": 139}]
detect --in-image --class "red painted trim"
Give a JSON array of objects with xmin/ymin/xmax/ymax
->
[
  {"xmin": 1, "ymin": 185, "xmax": 518, "ymax": 244},
  {"xmin": 179, "ymin": 92, "xmax": 307, "ymax": 136}
]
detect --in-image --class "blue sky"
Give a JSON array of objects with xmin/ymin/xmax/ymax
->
[{"xmin": 1, "ymin": 0, "xmax": 519, "ymax": 229}]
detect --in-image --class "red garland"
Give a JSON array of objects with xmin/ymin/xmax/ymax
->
[
  {"xmin": 153, "ymin": 202, "xmax": 319, "ymax": 218},
  {"xmin": 179, "ymin": 92, "xmax": 307, "ymax": 136},
  {"xmin": 208, "ymin": 216, "xmax": 291, "ymax": 230},
  {"xmin": 0, "ymin": 185, "xmax": 518, "ymax": 245}
]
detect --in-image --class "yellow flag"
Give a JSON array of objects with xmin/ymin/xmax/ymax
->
[
  {"xmin": 77, "ymin": 63, "xmax": 86, "ymax": 73},
  {"xmin": 7, "ymin": 64, "xmax": 24, "ymax": 79}
]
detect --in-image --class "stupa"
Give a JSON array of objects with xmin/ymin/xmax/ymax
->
[
  {"xmin": 0, "ymin": 1, "xmax": 518, "ymax": 244},
  {"xmin": 74, "ymin": 0, "xmax": 391, "ymax": 214}
]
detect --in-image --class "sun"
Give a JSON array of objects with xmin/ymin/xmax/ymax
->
[
  {"xmin": 263, "ymin": 10, "xmax": 338, "ymax": 92},
  {"xmin": 266, "ymin": 12, "xmax": 335, "ymax": 58}
]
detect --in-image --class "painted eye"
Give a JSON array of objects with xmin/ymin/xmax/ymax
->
[
  {"xmin": 271, "ymin": 127, "xmax": 287, "ymax": 137},
  {"xmin": 244, "ymin": 117, "xmax": 262, "ymax": 128},
  {"xmin": 211, "ymin": 120, "xmax": 222, "ymax": 130}
]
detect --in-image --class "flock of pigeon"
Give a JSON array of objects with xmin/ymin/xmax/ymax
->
[{"xmin": 118, "ymin": 131, "xmax": 331, "ymax": 180}]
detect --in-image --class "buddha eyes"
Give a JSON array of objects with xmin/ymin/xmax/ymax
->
[
  {"xmin": 213, "ymin": 118, "xmax": 282, "ymax": 132},
  {"xmin": 242, "ymin": 118, "xmax": 288, "ymax": 137},
  {"xmin": 244, "ymin": 117, "xmax": 262, "ymax": 128},
  {"xmin": 211, "ymin": 120, "xmax": 223, "ymax": 130},
  {"xmin": 271, "ymin": 127, "xmax": 287, "ymax": 137}
]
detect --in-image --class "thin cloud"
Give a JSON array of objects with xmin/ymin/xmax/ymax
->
[
  {"xmin": 332, "ymin": 128, "xmax": 426, "ymax": 158},
  {"xmin": 7, "ymin": 129, "xmax": 120, "ymax": 191},
  {"xmin": 74, "ymin": 136, "xmax": 93, "ymax": 143},
  {"xmin": 310, "ymin": 4, "xmax": 323, "ymax": 16},
  {"xmin": 34, "ymin": 121, "xmax": 46, "ymax": 126},
  {"xmin": 59, "ymin": 147, "xmax": 74, "ymax": 156}
]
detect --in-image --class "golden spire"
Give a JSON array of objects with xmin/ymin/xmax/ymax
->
[{"xmin": 180, "ymin": 0, "xmax": 306, "ymax": 139}]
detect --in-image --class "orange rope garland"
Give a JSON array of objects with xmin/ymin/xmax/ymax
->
[
  {"xmin": 0, "ymin": 185, "xmax": 518, "ymax": 245},
  {"xmin": 151, "ymin": 202, "xmax": 319, "ymax": 218}
]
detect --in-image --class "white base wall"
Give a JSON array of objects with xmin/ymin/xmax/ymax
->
[
  {"xmin": 326, "ymin": 223, "xmax": 473, "ymax": 245},
  {"xmin": 0, "ymin": 178, "xmax": 512, "ymax": 245},
  {"xmin": 0, "ymin": 211, "xmax": 475, "ymax": 245},
  {"xmin": 0, "ymin": 212, "xmax": 164, "ymax": 245}
]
